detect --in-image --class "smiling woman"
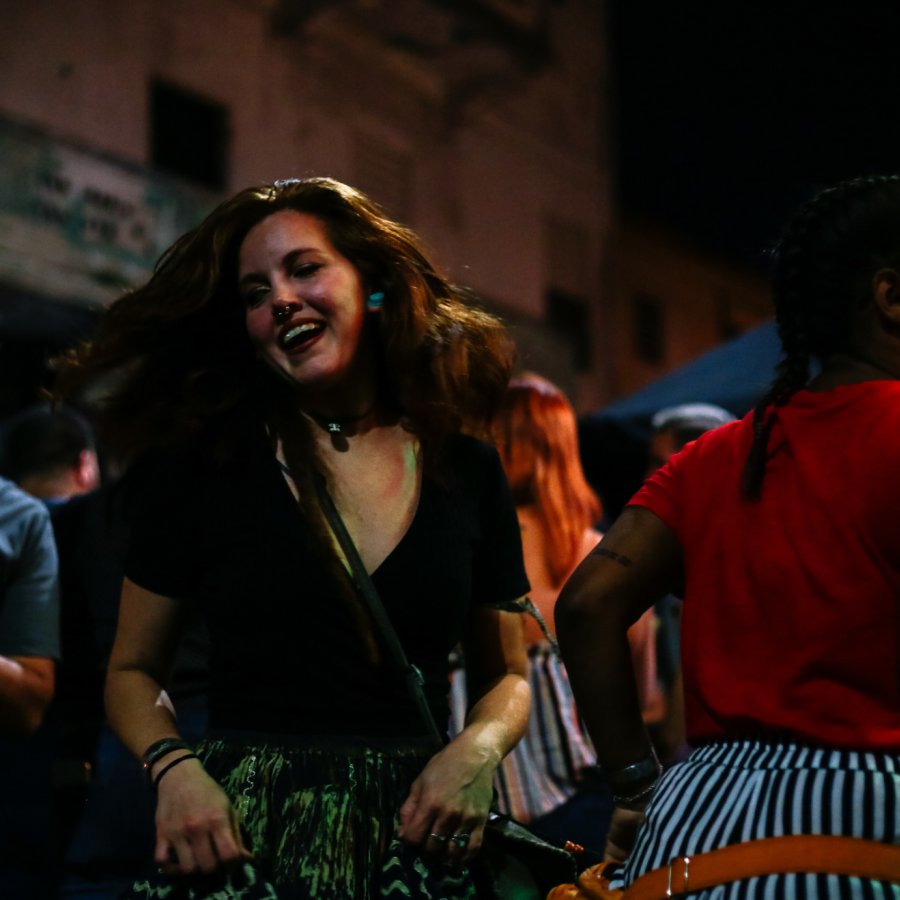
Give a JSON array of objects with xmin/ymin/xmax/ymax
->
[
  {"xmin": 240, "ymin": 210, "xmax": 373, "ymax": 404},
  {"xmin": 56, "ymin": 178, "xmax": 532, "ymax": 899}
]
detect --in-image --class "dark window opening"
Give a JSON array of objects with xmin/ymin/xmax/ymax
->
[
  {"xmin": 150, "ymin": 80, "xmax": 228, "ymax": 190},
  {"xmin": 632, "ymin": 292, "xmax": 664, "ymax": 363},
  {"xmin": 546, "ymin": 288, "xmax": 590, "ymax": 372}
]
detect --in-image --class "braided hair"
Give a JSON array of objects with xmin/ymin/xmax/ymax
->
[{"xmin": 742, "ymin": 175, "xmax": 900, "ymax": 499}]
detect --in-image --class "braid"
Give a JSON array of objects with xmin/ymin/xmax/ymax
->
[{"xmin": 742, "ymin": 174, "xmax": 900, "ymax": 499}]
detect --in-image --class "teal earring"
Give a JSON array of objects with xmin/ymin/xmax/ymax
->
[{"xmin": 367, "ymin": 291, "xmax": 385, "ymax": 311}]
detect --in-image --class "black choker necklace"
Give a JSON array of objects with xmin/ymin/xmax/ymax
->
[{"xmin": 306, "ymin": 405, "xmax": 376, "ymax": 436}]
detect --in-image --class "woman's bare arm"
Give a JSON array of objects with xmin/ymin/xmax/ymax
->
[
  {"xmin": 556, "ymin": 507, "xmax": 681, "ymax": 769},
  {"xmin": 106, "ymin": 578, "xmax": 250, "ymax": 874},
  {"xmin": 555, "ymin": 507, "xmax": 682, "ymax": 859}
]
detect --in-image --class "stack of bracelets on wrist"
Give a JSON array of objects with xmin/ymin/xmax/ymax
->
[
  {"xmin": 141, "ymin": 738, "xmax": 198, "ymax": 790},
  {"xmin": 606, "ymin": 752, "xmax": 662, "ymax": 807}
]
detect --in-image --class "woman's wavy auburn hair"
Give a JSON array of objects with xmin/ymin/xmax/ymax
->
[
  {"xmin": 491, "ymin": 373, "xmax": 601, "ymax": 586},
  {"xmin": 57, "ymin": 177, "xmax": 515, "ymax": 463}
]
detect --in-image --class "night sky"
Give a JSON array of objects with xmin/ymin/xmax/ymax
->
[{"xmin": 609, "ymin": 1, "xmax": 900, "ymax": 272}]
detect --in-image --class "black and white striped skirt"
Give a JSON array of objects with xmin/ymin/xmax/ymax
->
[{"xmin": 612, "ymin": 739, "xmax": 900, "ymax": 899}]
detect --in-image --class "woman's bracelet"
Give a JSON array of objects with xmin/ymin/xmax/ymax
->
[
  {"xmin": 152, "ymin": 752, "xmax": 199, "ymax": 790},
  {"xmin": 141, "ymin": 738, "xmax": 192, "ymax": 785},
  {"xmin": 613, "ymin": 780, "xmax": 658, "ymax": 807},
  {"xmin": 605, "ymin": 752, "xmax": 662, "ymax": 796}
]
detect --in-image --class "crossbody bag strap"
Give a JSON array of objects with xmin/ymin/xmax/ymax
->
[{"xmin": 313, "ymin": 473, "xmax": 445, "ymax": 750}]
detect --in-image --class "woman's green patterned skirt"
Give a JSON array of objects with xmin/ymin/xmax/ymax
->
[{"xmin": 124, "ymin": 732, "xmax": 478, "ymax": 900}]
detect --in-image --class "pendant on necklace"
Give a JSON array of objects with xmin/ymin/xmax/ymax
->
[{"xmin": 327, "ymin": 422, "xmax": 342, "ymax": 434}]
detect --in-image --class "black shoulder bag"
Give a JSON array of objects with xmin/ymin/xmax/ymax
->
[{"xmin": 315, "ymin": 476, "xmax": 580, "ymax": 899}]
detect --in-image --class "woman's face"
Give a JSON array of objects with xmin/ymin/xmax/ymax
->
[{"xmin": 239, "ymin": 210, "xmax": 372, "ymax": 397}]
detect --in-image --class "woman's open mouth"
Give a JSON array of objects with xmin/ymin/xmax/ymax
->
[{"xmin": 279, "ymin": 321, "xmax": 325, "ymax": 352}]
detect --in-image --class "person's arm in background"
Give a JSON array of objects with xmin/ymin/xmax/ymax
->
[
  {"xmin": 0, "ymin": 655, "xmax": 55, "ymax": 738},
  {"xmin": 105, "ymin": 577, "xmax": 251, "ymax": 876},
  {"xmin": 398, "ymin": 606, "xmax": 530, "ymax": 865},
  {"xmin": 555, "ymin": 507, "xmax": 682, "ymax": 861},
  {"xmin": 0, "ymin": 503, "xmax": 59, "ymax": 737}
]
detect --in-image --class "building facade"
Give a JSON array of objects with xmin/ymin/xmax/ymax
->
[
  {"xmin": 605, "ymin": 218, "xmax": 772, "ymax": 400},
  {"xmin": 0, "ymin": 0, "xmax": 612, "ymax": 414}
]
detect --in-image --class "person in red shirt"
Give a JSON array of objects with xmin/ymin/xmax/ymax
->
[{"xmin": 556, "ymin": 175, "xmax": 900, "ymax": 898}]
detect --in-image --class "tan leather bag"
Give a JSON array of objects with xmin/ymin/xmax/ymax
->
[{"xmin": 546, "ymin": 835, "xmax": 900, "ymax": 900}]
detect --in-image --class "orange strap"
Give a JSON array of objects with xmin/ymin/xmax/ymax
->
[{"xmin": 550, "ymin": 836, "xmax": 900, "ymax": 900}]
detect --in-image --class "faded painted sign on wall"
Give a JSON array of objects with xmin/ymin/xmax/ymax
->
[{"xmin": 0, "ymin": 115, "xmax": 214, "ymax": 307}]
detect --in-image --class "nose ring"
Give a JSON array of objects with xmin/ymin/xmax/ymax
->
[{"xmin": 273, "ymin": 304, "xmax": 295, "ymax": 324}]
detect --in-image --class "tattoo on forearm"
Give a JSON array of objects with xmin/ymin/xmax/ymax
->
[{"xmin": 593, "ymin": 547, "xmax": 633, "ymax": 567}]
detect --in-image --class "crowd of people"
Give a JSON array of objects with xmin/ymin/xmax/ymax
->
[{"xmin": 0, "ymin": 174, "xmax": 897, "ymax": 899}]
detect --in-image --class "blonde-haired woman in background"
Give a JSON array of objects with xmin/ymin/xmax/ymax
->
[{"xmin": 484, "ymin": 373, "xmax": 660, "ymax": 853}]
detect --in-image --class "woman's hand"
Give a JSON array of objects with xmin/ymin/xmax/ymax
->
[
  {"xmin": 396, "ymin": 607, "xmax": 529, "ymax": 868},
  {"xmin": 397, "ymin": 733, "xmax": 497, "ymax": 867},
  {"xmin": 153, "ymin": 757, "xmax": 253, "ymax": 876}
]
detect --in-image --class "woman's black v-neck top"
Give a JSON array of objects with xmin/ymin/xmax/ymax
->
[{"xmin": 118, "ymin": 418, "xmax": 529, "ymax": 737}]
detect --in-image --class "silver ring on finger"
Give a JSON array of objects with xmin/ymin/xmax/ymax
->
[
  {"xmin": 429, "ymin": 832, "xmax": 450, "ymax": 843},
  {"xmin": 449, "ymin": 832, "xmax": 471, "ymax": 848}
]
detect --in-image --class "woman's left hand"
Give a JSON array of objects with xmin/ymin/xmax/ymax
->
[
  {"xmin": 397, "ymin": 733, "xmax": 496, "ymax": 867},
  {"xmin": 398, "ymin": 608, "xmax": 530, "ymax": 867}
]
